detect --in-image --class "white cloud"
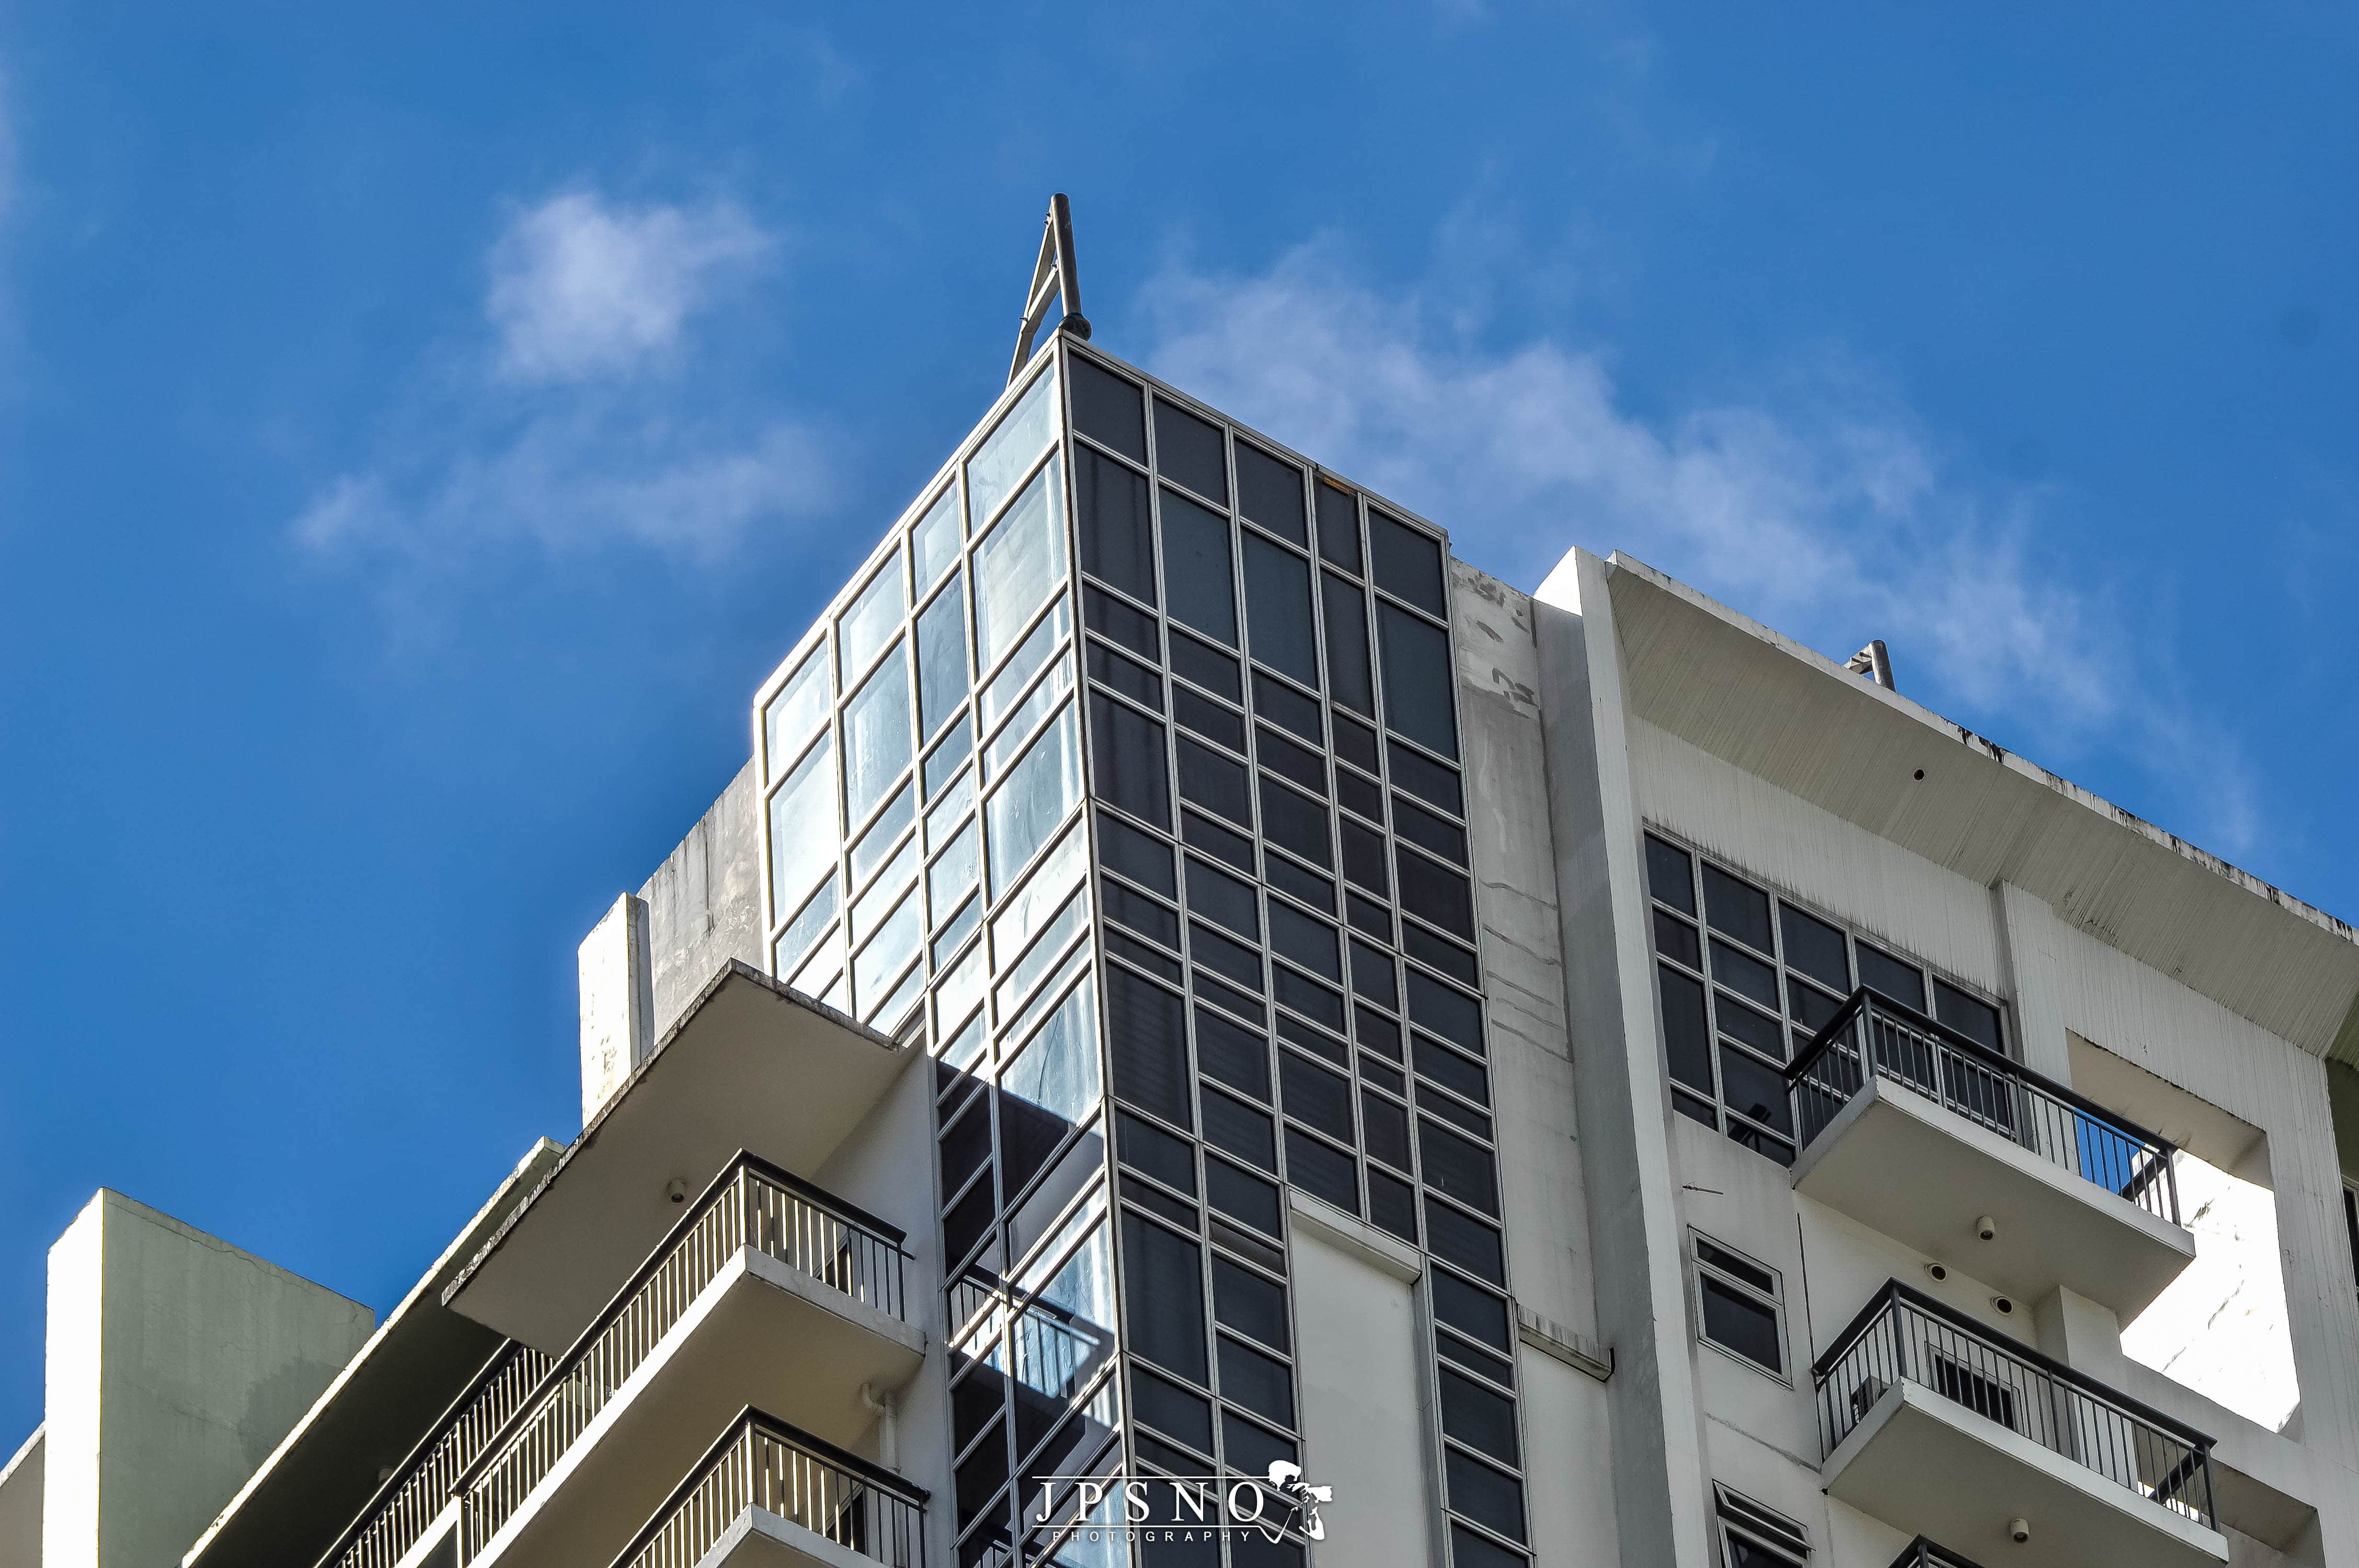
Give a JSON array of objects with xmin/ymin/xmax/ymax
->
[
  {"xmin": 486, "ymin": 192, "xmax": 770, "ymax": 385},
  {"xmin": 294, "ymin": 188, "xmax": 826, "ymax": 576},
  {"xmin": 1140, "ymin": 244, "xmax": 2260, "ymax": 852}
]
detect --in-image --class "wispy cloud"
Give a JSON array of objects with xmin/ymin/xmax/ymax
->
[
  {"xmin": 1140, "ymin": 243, "xmax": 2261, "ymax": 852},
  {"xmin": 293, "ymin": 188, "xmax": 827, "ymax": 577}
]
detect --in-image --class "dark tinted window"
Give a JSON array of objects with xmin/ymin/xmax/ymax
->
[
  {"xmin": 1182, "ymin": 809, "xmax": 1254, "ymax": 873},
  {"xmin": 1201, "ymin": 1085, "xmax": 1276, "ymax": 1171},
  {"xmin": 1361, "ymin": 1090, "xmax": 1411, "ymax": 1172},
  {"xmin": 1118, "ymin": 1109, "xmax": 1196, "ymax": 1193},
  {"xmin": 1169, "ymin": 629, "xmax": 1241, "ymax": 700},
  {"xmin": 1710, "ymin": 938, "xmax": 1779, "ymax": 1010},
  {"xmin": 1438, "ymin": 1368, "xmax": 1518, "ymax": 1463},
  {"xmin": 1717, "ymin": 995, "xmax": 1783, "ymax": 1057},
  {"xmin": 1779, "ymin": 903, "xmax": 1849, "ymax": 992},
  {"xmin": 1405, "ymin": 927, "xmax": 1479, "ymax": 988},
  {"xmin": 1096, "ymin": 808, "xmax": 1175, "ymax": 896},
  {"xmin": 1234, "ymin": 443, "xmax": 1307, "ymax": 545},
  {"xmin": 1406, "ymin": 972, "xmax": 1483, "ymax": 1055},
  {"xmin": 1933, "ymin": 979, "xmax": 2003, "ymax": 1053},
  {"xmin": 1274, "ymin": 969, "xmax": 1344, "ymax": 1032},
  {"xmin": 1267, "ymin": 902, "xmax": 1341, "ymax": 981},
  {"xmin": 1413, "ymin": 1033, "xmax": 1488, "ymax": 1104},
  {"xmin": 1313, "ymin": 481, "xmax": 1362, "ymax": 573},
  {"xmin": 1332, "ymin": 710, "xmax": 1380, "ymax": 773},
  {"xmin": 1175, "ymin": 736, "xmax": 1252, "ymax": 827},
  {"xmin": 1446, "ymin": 1449, "xmax": 1526, "ymax": 1544},
  {"xmin": 1377, "ymin": 603, "xmax": 1458, "ymax": 759},
  {"xmin": 1153, "ymin": 398, "xmax": 1229, "ymax": 505},
  {"xmin": 1195, "ymin": 1006, "xmax": 1270, "ymax": 1100},
  {"xmin": 1087, "ymin": 640, "xmax": 1162, "ymax": 709},
  {"xmin": 1258, "ymin": 727, "xmax": 1325, "ymax": 795},
  {"xmin": 1355, "ymin": 1005, "xmax": 1401, "ymax": 1060},
  {"xmin": 1646, "ymin": 836, "xmax": 1695, "ymax": 914},
  {"xmin": 1857, "ymin": 943, "xmax": 1927, "ymax": 1013},
  {"xmin": 1386, "ymin": 741, "xmax": 1464, "ymax": 816},
  {"xmin": 1084, "ymin": 582, "xmax": 1158, "ymax": 659},
  {"xmin": 1432, "ymin": 1270, "xmax": 1511, "ymax": 1352},
  {"xmin": 1191, "ymin": 923, "xmax": 1263, "ymax": 992},
  {"xmin": 1206, "ymin": 1157, "xmax": 1282, "ymax": 1237},
  {"xmin": 1103, "ymin": 879, "xmax": 1180, "ymax": 951},
  {"xmin": 1281, "ymin": 1053, "xmax": 1354, "ymax": 1140},
  {"xmin": 1213, "ymin": 1255, "xmax": 1289, "ymax": 1351},
  {"xmin": 1173, "ymin": 686, "xmax": 1245, "ymax": 754},
  {"xmin": 1719, "ymin": 1046, "xmax": 1792, "ymax": 1135},
  {"xmin": 1243, "ymin": 535, "xmax": 1318, "ymax": 686},
  {"xmin": 1367, "ymin": 510, "xmax": 1446, "ymax": 616},
  {"xmin": 1396, "ymin": 849, "xmax": 1474, "ymax": 940},
  {"xmin": 1259, "ymin": 778, "xmax": 1333, "ymax": 870},
  {"xmin": 1218, "ymin": 1336, "xmax": 1296, "ymax": 1427},
  {"xmin": 1160, "ymin": 489, "xmax": 1236, "ymax": 647},
  {"xmin": 1283, "ymin": 1127, "xmax": 1359, "ymax": 1214},
  {"xmin": 1425, "ymin": 1197, "xmax": 1504, "ymax": 1284},
  {"xmin": 1349, "ymin": 939, "xmax": 1396, "ymax": 1008},
  {"xmin": 1070, "ymin": 355, "xmax": 1147, "ymax": 464},
  {"xmin": 1659, "ymin": 966, "xmax": 1712, "ymax": 1092},
  {"xmin": 1222, "ymin": 1415, "xmax": 1298, "ymax": 1493},
  {"xmin": 1418, "ymin": 1119, "xmax": 1498, "ymax": 1215},
  {"xmin": 1701, "ymin": 864, "xmax": 1773, "ymax": 954},
  {"xmin": 1699, "ymin": 1275, "xmax": 1782, "ymax": 1374},
  {"xmin": 1653, "ymin": 909, "xmax": 1701, "ymax": 969},
  {"xmin": 1185, "ymin": 857, "xmax": 1261, "ymax": 940},
  {"xmin": 1077, "ymin": 445, "xmax": 1155, "ymax": 606},
  {"xmin": 1251, "ymin": 672, "xmax": 1323, "ymax": 743},
  {"xmin": 1335, "ymin": 768, "xmax": 1383, "ymax": 823},
  {"xmin": 1131, "ymin": 1364, "xmax": 1215, "ymax": 1454},
  {"xmin": 1107, "ymin": 967, "xmax": 1190, "ymax": 1127},
  {"xmin": 1368, "ymin": 1168, "xmax": 1417, "ymax": 1241},
  {"xmin": 1451, "ymin": 1524, "xmax": 1524, "ymax": 1568},
  {"xmin": 1341, "ymin": 820, "xmax": 1388, "ymax": 895},
  {"xmin": 1392, "ymin": 795, "xmax": 1465, "ymax": 865},
  {"xmin": 1088, "ymin": 693, "xmax": 1171, "ymax": 831},
  {"xmin": 1121, "ymin": 1211, "xmax": 1209, "ymax": 1380}
]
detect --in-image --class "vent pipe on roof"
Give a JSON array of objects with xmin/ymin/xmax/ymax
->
[
  {"xmin": 1009, "ymin": 193, "xmax": 1090, "ymax": 384},
  {"xmin": 1845, "ymin": 639, "xmax": 1897, "ymax": 693}
]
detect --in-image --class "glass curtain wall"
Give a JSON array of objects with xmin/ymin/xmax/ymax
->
[{"xmin": 752, "ymin": 336, "xmax": 1528, "ymax": 1568}]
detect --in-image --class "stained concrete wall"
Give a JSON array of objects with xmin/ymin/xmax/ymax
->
[
  {"xmin": 0, "ymin": 1425, "xmax": 41, "ymax": 1565},
  {"xmin": 637, "ymin": 759, "xmax": 764, "ymax": 1043},
  {"xmin": 42, "ymin": 1191, "xmax": 375, "ymax": 1568}
]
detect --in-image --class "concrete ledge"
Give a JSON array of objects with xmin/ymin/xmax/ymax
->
[
  {"xmin": 701, "ymin": 1504, "xmax": 883, "ymax": 1568},
  {"xmin": 1286, "ymin": 1188, "xmax": 1422, "ymax": 1282},
  {"xmin": 1515, "ymin": 1306, "xmax": 1612, "ymax": 1383}
]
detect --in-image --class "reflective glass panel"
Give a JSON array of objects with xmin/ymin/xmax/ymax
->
[
  {"xmin": 852, "ymin": 892, "xmax": 922, "ymax": 1013},
  {"xmin": 1243, "ymin": 534, "xmax": 1319, "ymax": 687},
  {"xmin": 982, "ymin": 601, "xmax": 1073, "ymax": 730},
  {"xmin": 916, "ymin": 574, "xmax": 970, "ymax": 739},
  {"xmin": 763, "ymin": 651, "xmax": 828, "ymax": 780},
  {"xmin": 851, "ymin": 781, "xmax": 914, "ymax": 882},
  {"xmin": 986, "ymin": 706, "xmax": 1083, "ymax": 897},
  {"xmin": 773, "ymin": 879, "xmax": 838, "ymax": 976},
  {"xmin": 912, "ymin": 485, "xmax": 963, "ymax": 591},
  {"xmin": 768, "ymin": 734, "xmax": 837, "ymax": 913},
  {"xmin": 968, "ymin": 366, "xmax": 1060, "ymax": 529},
  {"xmin": 930, "ymin": 820, "xmax": 979, "ymax": 923},
  {"xmin": 975, "ymin": 455, "xmax": 1069, "ymax": 671},
  {"xmin": 1161, "ymin": 488, "xmax": 1237, "ymax": 648},
  {"xmin": 838, "ymin": 555, "xmax": 906, "ymax": 680},
  {"xmin": 841, "ymin": 644, "xmax": 912, "ymax": 823},
  {"xmin": 985, "ymin": 660, "xmax": 1076, "ymax": 783}
]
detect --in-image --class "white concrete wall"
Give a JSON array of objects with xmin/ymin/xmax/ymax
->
[
  {"xmin": 43, "ymin": 1191, "xmax": 376, "ymax": 1568},
  {"xmin": 1290, "ymin": 1218, "xmax": 1434, "ymax": 1564}
]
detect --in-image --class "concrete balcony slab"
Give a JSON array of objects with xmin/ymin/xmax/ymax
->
[
  {"xmin": 446, "ymin": 962, "xmax": 916, "ymax": 1353},
  {"xmin": 469, "ymin": 1249, "xmax": 923, "ymax": 1568},
  {"xmin": 1792, "ymin": 1077, "xmax": 2195, "ymax": 1319},
  {"xmin": 1825, "ymin": 1380, "xmax": 2225, "ymax": 1568}
]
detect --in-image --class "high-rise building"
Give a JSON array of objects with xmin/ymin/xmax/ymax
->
[{"xmin": 9, "ymin": 291, "xmax": 2359, "ymax": 1568}]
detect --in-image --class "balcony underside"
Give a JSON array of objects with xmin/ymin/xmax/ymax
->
[
  {"xmin": 472, "ymin": 1249, "xmax": 924, "ymax": 1568},
  {"xmin": 1827, "ymin": 1380, "xmax": 2224, "ymax": 1568},
  {"xmin": 698, "ymin": 1506, "xmax": 886, "ymax": 1568},
  {"xmin": 1793, "ymin": 1078, "xmax": 2195, "ymax": 1319},
  {"xmin": 448, "ymin": 962, "xmax": 917, "ymax": 1352}
]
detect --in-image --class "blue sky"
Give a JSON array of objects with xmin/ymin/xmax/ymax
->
[{"xmin": 1, "ymin": 3, "xmax": 2354, "ymax": 1436}]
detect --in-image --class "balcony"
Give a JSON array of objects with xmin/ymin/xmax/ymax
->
[
  {"xmin": 315, "ymin": 1340, "xmax": 549, "ymax": 1568},
  {"xmin": 1784, "ymin": 988, "xmax": 2196, "ymax": 1319},
  {"xmin": 1885, "ymin": 1541, "xmax": 1988, "ymax": 1568},
  {"xmin": 609, "ymin": 1408, "xmax": 927, "ymax": 1568},
  {"xmin": 1818, "ymin": 1281, "xmax": 2224, "ymax": 1568},
  {"xmin": 340, "ymin": 1152, "xmax": 920, "ymax": 1568}
]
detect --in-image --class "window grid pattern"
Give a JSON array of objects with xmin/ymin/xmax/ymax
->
[
  {"xmin": 1063, "ymin": 343, "xmax": 1528, "ymax": 1568},
  {"xmin": 1642, "ymin": 831, "xmax": 2009, "ymax": 1168}
]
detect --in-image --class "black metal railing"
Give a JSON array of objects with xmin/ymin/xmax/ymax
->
[
  {"xmin": 1784, "ymin": 987, "xmax": 2182, "ymax": 1226},
  {"xmin": 608, "ymin": 1407, "xmax": 928, "ymax": 1568},
  {"xmin": 455, "ymin": 1151, "xmax": 909, "ymax": 1560},
  {"xmin": 1816, "ymin": 1280, "xmax": 2215, "ymax": 1528},
  {"xmin": 1885, "ymin": 1539, "xmax": 1988, "ymax": 1568}
]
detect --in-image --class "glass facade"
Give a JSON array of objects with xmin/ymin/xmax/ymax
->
[{"xmin": 753, "ymin": 337, "xmax": 1527, "ymax": 1567}]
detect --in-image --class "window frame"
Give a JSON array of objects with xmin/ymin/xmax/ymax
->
[
  {"xmin": 1690, "ymin": 1230, "xmax": 1790, "ymax": 1385},
  {"xmin": 1713, "ymin": 1483, "xmax": 1808, "ymax": 1567}
]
